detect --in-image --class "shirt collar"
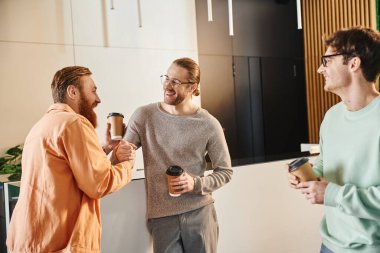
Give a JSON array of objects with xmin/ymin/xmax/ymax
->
[{"xmin": 47, "ymin": 103, "xmax": 77, "ymax": 114}]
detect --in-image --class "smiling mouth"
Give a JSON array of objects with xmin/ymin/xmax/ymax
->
[{"xmin": 165, "ymin": 89, "xmax": 176, "ymax": 96}]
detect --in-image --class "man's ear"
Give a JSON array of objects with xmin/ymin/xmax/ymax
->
[
  {"xmin": 66, "ymin": 85, "xmax": 79, "ymax": 100},
  {"xmin": 189, "ymin": 83, "xmax": 198, "ymax": 93},
  {"xmin": 349, "ymin": 57, "xmax": 361, "ymax": 72}
]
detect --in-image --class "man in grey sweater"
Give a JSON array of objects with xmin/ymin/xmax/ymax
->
[{"xmin": 124, "ymin": 58, "xmax": 233, "ymax": 253}]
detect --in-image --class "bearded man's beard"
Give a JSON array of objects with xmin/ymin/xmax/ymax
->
[
  {"xmin": 79, "ymin": 92, "xmax": 98, "ymax": 128},
  {"xmin": 164, "ymin": 88, "xmax": 186, "ymax": 106}
]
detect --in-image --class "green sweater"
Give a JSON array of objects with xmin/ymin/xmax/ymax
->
[
  {"xmin": 313, "ymin": 96, "xmax": 380, "ymax": 253},
  {"xmin": 125, "ymin": 103, "xmax": 232, "ymax": 219}
]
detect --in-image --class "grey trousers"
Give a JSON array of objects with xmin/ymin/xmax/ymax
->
[{"xmin": 147, "ymin": 203, "xmax": 219, "ymax": 253}]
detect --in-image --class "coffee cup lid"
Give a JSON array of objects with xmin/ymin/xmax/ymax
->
[
  {"xmin": 289, "ymin": 157, "xmax": 309, "ymax": 172},
  {"xmin": 166, "ymin": 165, "xmax": 183, "ymax": 176},
  {"xmin": 107, "ymin": 112, "xmax": 124, "ymax": 118}
]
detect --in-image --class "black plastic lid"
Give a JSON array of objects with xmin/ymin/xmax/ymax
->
[
  {"xmin": 289, "ymin": 157, "xmax": 309, "ymax": 172},
  {"xmin": 166, "ymin": 165, "xmax": 183, "ymax": 176},
  {"xmin": 107, "ymin": 112, "xmax": 124, "ymax": 118}
]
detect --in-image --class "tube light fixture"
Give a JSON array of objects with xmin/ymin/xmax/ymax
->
[
  {"xmin": 296, "ymin": 0, "xmax": 302, "ymax": 29},
  {"xmin": 207, "ymin": 0, "xmax": 213, "ymax": 21},
  {"xmin": 137, "ymin": 0, "xmax": 142, "ymax": 27},
  {"xmin": 228, "ymin": 0, "xmax": 234, "ymax": 36}
]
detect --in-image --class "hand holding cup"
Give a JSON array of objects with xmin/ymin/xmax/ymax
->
[
  {"xmin": 287, "ymin": 170, "xmax": 300, "ymax": 188},
  {"xmin": 166, "ymin": 166, "xmax": 195, "ymax": 197},
  {"xmin": 170, "ymin": 172, "xmax": 195, "ymax": 195},
  {"xmin": 107, "ymin": 112, "xmax": 125, "ymax": 141},
  {"xmin": 103, "ymin": 122, "xmax": 126, "ymax": 154},
  {"xmin": 288, "ymin": 157, "xmax": 317, "ymax": 182},
  {"xmin": 104, "ymin": 112, "xmax": 127, "ymax": 154}
]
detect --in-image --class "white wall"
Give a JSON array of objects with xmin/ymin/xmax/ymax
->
[
  {"xmin": 101, "ymin": 158, "xmax": 324, "ymax": 253},
  {"xmin": 0, "ymin": 0, "xmax": 199, "ymax": 174}
]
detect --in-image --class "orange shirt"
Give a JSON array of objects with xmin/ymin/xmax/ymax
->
[{"xmin": 6, "ymin": 103, "xmax": 133, "ymax": 253}]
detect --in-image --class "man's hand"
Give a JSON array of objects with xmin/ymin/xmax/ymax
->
[
  {"xmin": 115, "ymin": 140, "xmax": 136, "ymax": 162},
  {"xmin": 170, "ymin": 172, "xmax": 195, "ymax": 194},
  {"xmin": 103, "ymin": 122, "xmax": 127, "ymax": 154},
  {"xmin": 288, "ymin": 172, "xmax": 301, "ymax": 188},
  {"xmin": 285, "ymin": 163, "xmax": 300, "ymax": 188},
  {"xmin": 298, "ymin": 178, "xmax": 329, "ymax": 204}
]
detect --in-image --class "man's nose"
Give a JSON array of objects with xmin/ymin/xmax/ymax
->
[
  {"xmin": 317, "ymin": 64, "xmax": 324, "ymax": 74},
  {"xmin": 96, "ymin": 94, "xmax": 101, "ymax": 104}
]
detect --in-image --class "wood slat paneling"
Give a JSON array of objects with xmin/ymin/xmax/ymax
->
[{"xmin": 302, "ymin": 0, "xmax": 377, "ymax": 143}]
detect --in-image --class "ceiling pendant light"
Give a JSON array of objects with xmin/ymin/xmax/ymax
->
[
  {"xmin": 228, "ymin": 0, "xmax": 234, "ymax": 36},
  {"xmin": 137, "ymin": 0, "xmax": 142, "ymax": 27},
  {"xmin": 207, "ymin": 0, "xmax": 213, "ymax": 21},
  {"xmin": 296, "ymin": 0, "xmax": 302, "ymax": 29}
]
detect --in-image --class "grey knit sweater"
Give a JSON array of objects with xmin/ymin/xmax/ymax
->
[{"xmin": 125, "ymin": 102, "xmax": 233, "ymax": 218}]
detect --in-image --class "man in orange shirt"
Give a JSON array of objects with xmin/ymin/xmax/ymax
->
[{"xmin": 6, "ymin": 66, "xmax": 135, "ymax": 253}]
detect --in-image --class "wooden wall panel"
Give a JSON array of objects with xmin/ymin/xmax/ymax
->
[{"xmin": 302, "ymin": 0, "xmax": 377, "ymax": 143}]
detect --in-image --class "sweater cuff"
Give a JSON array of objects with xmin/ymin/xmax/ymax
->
[
  {"xmin": 324, "ymin": 182, "xmax": 341, "ymax": 207},
  {"xmin": 193, "ymin": 176, "xmax": 201, "ymax": 194}
]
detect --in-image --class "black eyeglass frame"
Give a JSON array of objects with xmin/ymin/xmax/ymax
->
[
  {"xmin": 321, "ymin": 53, "xmax": 347, "ymax": 67},
  {"xmin": 160, "ymin": 75, "xmax": 195, "ymax": 87}
]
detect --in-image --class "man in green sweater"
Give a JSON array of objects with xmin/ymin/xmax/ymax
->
[
  {"xmin": 124, "ymin": 57, "xmax": 232, "ymax": 253},
  {"xmin": 288, "ymin": 27, "xmax": 380, "ymax": 253}
]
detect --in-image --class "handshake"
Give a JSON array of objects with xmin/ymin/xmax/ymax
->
[
  {"xmin": 114, "ymin": 140, "xmax": 136, "ymax": 163},
  {"xmin": 103, "ymin": 121, "xmax": 136, "ymax": 165}
]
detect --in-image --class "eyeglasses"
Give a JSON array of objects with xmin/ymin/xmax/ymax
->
[
  {"xmin": 321, "ymin": 53, "xmax": 346, "ymax": 67},
  {"xmin": 160, "ymin": 75, "xmax": 194, "ymax": 88}
]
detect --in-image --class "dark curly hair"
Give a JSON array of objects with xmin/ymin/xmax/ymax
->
[{"xmin": 323, "ymin": 27, "xmax": 380, "ymax": 82}]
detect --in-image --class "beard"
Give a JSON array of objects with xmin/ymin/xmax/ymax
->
[
  {"xmin": 164, "ymin": 89, "xmax": 186, "ymax": 106},
  {"xmin": 78, "ymin": 91, "xmax": 98, "ymax": 128}
]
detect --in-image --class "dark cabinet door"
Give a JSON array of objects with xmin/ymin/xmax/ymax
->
[
  {"xmin": 233, "ymin": 56, "xmax": 308, "ymax": 162},
  {"xmin": 261, "ymin": 57, "xmax": 308, "ymax": 156},
  {"xmin": 233, "ymin": 56, "xmax": 265, "ymax": 160}
]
